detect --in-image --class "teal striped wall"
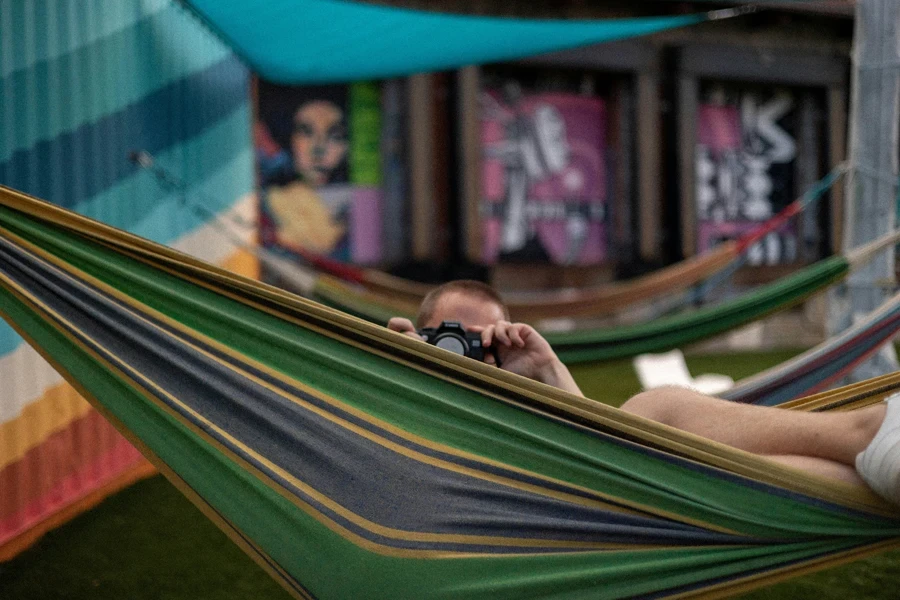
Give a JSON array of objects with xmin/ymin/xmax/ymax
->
[
  {"xmin": 0, "ymin": 0, "xmax": 254, "ymax": 355},
  {"xmin": 0, "ymin": 0, "xmax": 254, "ymax": 552}
]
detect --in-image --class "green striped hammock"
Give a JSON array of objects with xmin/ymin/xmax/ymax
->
[
  {"xmin": 270, "ymin": 165, "xmax": 844, "ymax": 325},
  {"xmin": 0, "ymin": 185, "xmax": 899, "ymax": 600},
  {"xmin": 240, "ymin": 169, "xmax": 866, "ymax": 366},
  {"xmin": 723, "ymin": 286, "xmax": 900, "ymax": 406},
  {"xmin": 305, "ymin": 249, "xmax": 874, "ymax": 366}
]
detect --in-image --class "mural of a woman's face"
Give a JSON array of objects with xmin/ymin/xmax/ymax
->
[{"xmin": 292, "ymin": 100, "xmax": 348, "ymax": 187}]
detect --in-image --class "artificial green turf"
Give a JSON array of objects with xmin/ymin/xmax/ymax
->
[
  {"xmin": 568, "ymin": 348, "xmax": 805, "ymax": 407},
  {"xmin": 0, "ymin": 476, "xmax": 291, "ymax": 600},
  {"xmin": 1, "ymin": 349, "xmax": 898, "ymax": 599}
]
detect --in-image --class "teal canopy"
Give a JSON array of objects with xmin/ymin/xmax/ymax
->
[{"xmin": 182, "ymin": 0, "xmax": 708, "ymax": 84}]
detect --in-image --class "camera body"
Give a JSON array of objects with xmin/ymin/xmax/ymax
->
[{"xmin": 418, "ymin": 321, "xmax": 487, "ymax": 362}]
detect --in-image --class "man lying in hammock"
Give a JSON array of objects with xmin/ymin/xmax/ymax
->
[{"xmin": 388, "ymin": 279, "xmax": 900, "ymax": 507}]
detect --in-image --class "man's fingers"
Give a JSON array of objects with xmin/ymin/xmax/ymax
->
[
  {"xmin": 387, "ymin": 317, "xmax": 416, "ymax": 333},
  {"xmin": 494, "ymin": 321, "xmax": 512, "ymax": 346},
  {"xmin": 481, "ymin": 325, "xmax": 495, "ymax": 348},
  {"xmin": 387, "ymin": 317, "xmax": 426, "ymax": 340},
  {"xmin": 508, "ymin": 324, "xmax": 526, "ymax": 347}
]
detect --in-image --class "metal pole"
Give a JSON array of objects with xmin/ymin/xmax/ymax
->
[{"xmin": 829, "ymin": 0, "xmax": 900, "ymax": 381}]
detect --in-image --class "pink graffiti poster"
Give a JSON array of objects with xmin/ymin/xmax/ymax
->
[
  {"xmin": 481, "ymin": 90, "xmax": 607, "ymax": 265},
  {"xmin": 695, "ymin": 91, "xmax": 798, "ymax": 266}
]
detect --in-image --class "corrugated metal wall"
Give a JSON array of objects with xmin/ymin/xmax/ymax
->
[{"xmin": 0, "ymin": 0, "xmax": 255, "ymax": 556}]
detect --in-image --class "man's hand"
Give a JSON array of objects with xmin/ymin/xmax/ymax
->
[
  {"xmin": 387, "ymin": 317, "xmax": 426, "ymax": 341},
  {"xmin": 387, "ymin": 316, "xmax": 583, "ymax": 397},
  {"xmin": 470, "ymin": 321, "xmax": 583, "ymax": 396}
]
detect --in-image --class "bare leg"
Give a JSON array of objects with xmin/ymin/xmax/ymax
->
[
  {"xmin": 766, "ymin": 456, "xmax": 864, "ymax": 485},
  {"xmin": 621, "ymin": 387, "xmax": 886, "ymax": 478}
]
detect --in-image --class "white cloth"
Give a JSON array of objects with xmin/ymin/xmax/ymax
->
[
  {"xmin": 633, "ymin": 349, "xmax": 733, "ymax": 396},
  {"xmin": 856, "ymin": 394, "xmax": 900, "ymax": 506}
]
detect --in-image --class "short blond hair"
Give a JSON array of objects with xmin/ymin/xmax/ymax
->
[{"xmin": 416, "ymin": 280, "xmax": 510, "ymax": 328}]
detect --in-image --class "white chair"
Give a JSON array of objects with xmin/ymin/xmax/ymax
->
[{"xmin": 633, "ymin": 349, "xmax": 734, "ymax": 396}]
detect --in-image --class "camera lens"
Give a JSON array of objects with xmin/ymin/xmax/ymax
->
[{"xmin": 434, "ymin": 336, "xmax": 466, "ymax": 355}]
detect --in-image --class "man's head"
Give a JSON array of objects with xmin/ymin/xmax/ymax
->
[{"xmin": 416, "ymin": 280, "xmax": 510, "ymax": 330}]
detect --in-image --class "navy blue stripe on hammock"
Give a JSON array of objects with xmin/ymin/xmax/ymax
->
[
  {"xmin": 73, "ymin": 233, "xmax": 900, "ymax": 526},
  {"xmin": 731, "ymin": 310, "xmax": 900, "ymax": 406},
  {"xmin": 0, "ymin": 237, "xmax": 766, "ymax": 552}
]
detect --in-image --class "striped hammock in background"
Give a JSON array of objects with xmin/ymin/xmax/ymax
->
[
  {"xmin": 725, "ymin": 288, "xmax": 900, "ymax": 407},
  {"xmin": 303, "ymin": 241, "xmax": 891, "ymax": 367},
  {"xmin": 277, "ymin": 166, "xmax": 843, "ymax": 325}
]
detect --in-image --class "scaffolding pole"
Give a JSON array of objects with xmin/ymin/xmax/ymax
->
[{"xmin": 829, "ymin": 0, "xmax": 900, "ymax": 381}]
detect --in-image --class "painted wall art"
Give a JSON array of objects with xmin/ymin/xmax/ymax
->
[
  {"xmin": 256, "ymin": 81, "xmax": 383, "ymax": 264},
  {"xmin": 481, "ymin": 82, "xmax": 608, "ymax": 265},
  {"xmin": 696, "ymin": 87, "xmax": 799, "ymax": 265}
]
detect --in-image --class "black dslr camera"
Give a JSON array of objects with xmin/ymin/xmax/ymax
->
[{"xmin": 418, "ymin": 321, "xmax": 490, "ymax": 362}]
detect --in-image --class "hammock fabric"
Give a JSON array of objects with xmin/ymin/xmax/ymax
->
[
  {"xmin": 307, "ymin": 210, "xmax": 894, "ymax": 368},
  {"xmin": 544, "ymin": 256, "xmax": 850, "ymax": 364},
  {"xmin": 540, "ymin": 225, "xmax": 900, "ymax": 364},
  {"xmin": 726, "ymin": 288, "xmax": 900, "ymax": 407},
  {"xmin": 1, "ymin": 185, "xmax": 899, "ymax": 600}
]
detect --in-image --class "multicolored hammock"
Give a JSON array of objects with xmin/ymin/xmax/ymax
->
[
  {"xmin": 299, "ymin": 238, "xmax": 891, "ymax": 366},
  {"xmin": 726, "ymin": 287, "xmax": 900, "ymax": 407},
  {"xmin": 1, "ymin": 185, "xmax": 900, "ymax": 599},
  {"xmin": 544, "ymin": 254, "xmax": 849, "ymax": 365},
  {"xmin": 260, "ymin": 235, "xmax": 900, "ymax": 390},
  {"xmin": 300, "ymin": 244, "xmax": 739, "ymax": 324}
]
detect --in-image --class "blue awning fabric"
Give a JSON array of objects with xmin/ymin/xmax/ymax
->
[{"xmin": 181, "ymin": 0, "xmax": 709, "ymax": 84}]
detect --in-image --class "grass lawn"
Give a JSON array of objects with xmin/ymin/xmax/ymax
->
[{"xmin": 1, "ymin": 349, "xmax": 898, "ymax": 599}]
